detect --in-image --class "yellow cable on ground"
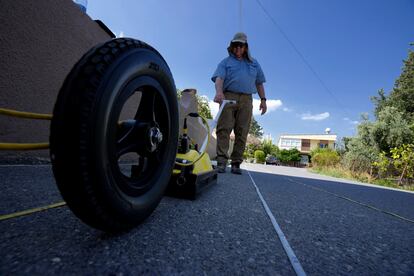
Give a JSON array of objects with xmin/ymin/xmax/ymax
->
[
  {"xmin": 0, "ymin": 143, "xmax": 49, "ymax": 150},
  {"xmin": 0, "ymin": 108, "xmax": 52, "ymax": 120},
  {"xmin": 0, "ymin": 201, "xmax": 66, "ymax": 221},
  {"xmin": 0, "ymin": 108, "xmax": 51, "ymax": 150}
]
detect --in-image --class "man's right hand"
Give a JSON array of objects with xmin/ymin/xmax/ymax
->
[
  {"xmin": 214, "ymin": 77, "xmax": 225, "ymax": 104},
  {"xmin": 214, "ymin": 91, "xmax": 225, "ymax": 104}
]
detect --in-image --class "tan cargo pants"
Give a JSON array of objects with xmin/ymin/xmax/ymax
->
[{"xmin": 216, "ymin": 92, "xmax": 252, "ymax": 165}]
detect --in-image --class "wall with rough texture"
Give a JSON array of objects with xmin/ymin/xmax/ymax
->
[{"xmin": 0, "ymin": 0, "xmax": 111, "ymax": 161}]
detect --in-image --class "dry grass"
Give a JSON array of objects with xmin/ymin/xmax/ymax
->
[{"xmin": 309, "ymin": 165, "xmax": 414, "ymax": 191}]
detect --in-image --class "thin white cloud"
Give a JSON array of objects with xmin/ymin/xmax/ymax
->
[
  {"xmin": 207, "ymin": 97, "xmax": 282, "ymax": 118},
  {"xmin": 118, "ymin": 31, "xmax": 124, "ymax": 38},
  {"xmin": 283, "ymin": 107, "xmax": 292, "ymax": 112},
  {"xmin": 343, "ymin": 117, "xmax": 359, "ymax": 125},
  {"xmin": 301, "ymin": 112, "xmax": 330, "ymax": 121},
  {"xmin": 252, "ymin": 99, "xmax": 282, "ymax": 116}
]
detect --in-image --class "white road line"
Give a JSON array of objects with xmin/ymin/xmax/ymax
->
[{"xmin": 247, "ymin": 170, "xmax": 307, "ymax": 276}]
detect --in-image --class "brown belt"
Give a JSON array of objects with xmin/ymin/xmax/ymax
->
[{"xmin": 224, "ymin": 90, "xmax": 251, "ymax": 94}]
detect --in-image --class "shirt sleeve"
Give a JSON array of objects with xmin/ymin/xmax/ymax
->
[
  {"xmin": 255, "ymin": 61, "xmax": 266, "ymax": 84},
  {"xmin": 211, "ymin": 59, "xmax": 227, "ymax": 83}
]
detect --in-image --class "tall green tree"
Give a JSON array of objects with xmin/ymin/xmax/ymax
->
[
  {"xmin": 249, "ymin": 116, "xmax": 263, "ymax": 138},
  {"xmin": 344, "ymin": 44, "xmax": 414, "ymax": 177},
  {"xmin": 337, "ymin": 136, "xmax": 353, "ymax": 155},
  {"xmin": 342, "ymin": 136, "xmax": 379, "ymax": 174},
  {"xmin": 371, "ymin": 106, "xmax": 413, "ymax": 152},
  {"xmin": 372, "ymin": 44, "xmax": 414, "ymax": 122},
  {"xmin": 367, "ymin": 44, "xmax": 414, "ymax": 153},
  {"xmin": 261, "ymin": 138, "xmax": 279, "ymax": 156},
  {"xmin": 345, "ymin": 106, "xmax": 413, "ymax": 170},
  {"xmin": 371, "ymin": 88, "xmax": 387, "ymax": 119},
  {"xmin": 196, "ymin": 95, "xmax": 213, "ymax": 119},
  {"xmin": 388, "ymin": 46, "xmax": 414, "ymax": 122}
]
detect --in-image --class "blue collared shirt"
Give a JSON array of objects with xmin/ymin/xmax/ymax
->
[{"xmin": 211, "ymin": 55, "xmax": 266, "ymax": 94}]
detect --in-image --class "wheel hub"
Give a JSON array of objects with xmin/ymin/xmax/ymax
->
[{"xmin": 148, "ymin": 126, "xmax": 163, "ymax": 152}]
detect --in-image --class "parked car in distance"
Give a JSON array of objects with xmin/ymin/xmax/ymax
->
[{"xmin": 265, "ymin": 155, "xmax": 280, "ymax": 165}]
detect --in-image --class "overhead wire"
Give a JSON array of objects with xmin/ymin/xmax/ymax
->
[
  {"xmin": 254, "ymin": 0, "xmax": 352, "ymax": 118},
  {"xmin": 239, "ymin": 0, "xmax": 243, "ymax": 31}
]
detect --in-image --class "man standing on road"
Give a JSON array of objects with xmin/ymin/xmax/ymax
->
[{"xmin": 212, "ymin": 32, "xmax": 267, "ymax": 174}]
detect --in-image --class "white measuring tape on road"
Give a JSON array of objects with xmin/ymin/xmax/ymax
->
[{"xmin": 247, "ymin": 170, "xmax": 307, "ymax": 276}]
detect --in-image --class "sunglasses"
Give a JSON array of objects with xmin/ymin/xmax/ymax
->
[{"xmin": 231, "ymin": 42, "xmax": 246, "ymax": 48}]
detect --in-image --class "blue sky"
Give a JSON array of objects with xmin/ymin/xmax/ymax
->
[{"xmin": 85, "ymin": 0, "xmax": 413, "ymax": 143}]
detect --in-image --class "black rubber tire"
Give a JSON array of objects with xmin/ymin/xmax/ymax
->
[{"xmin": 50, "ymin": 38, "xmax": 178, "ymax": 232}]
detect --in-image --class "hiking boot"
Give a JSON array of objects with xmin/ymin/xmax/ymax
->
[
  {"xmin": 217, "ymin": 163, "xmax": 226, "ymax": 173},
  {"xmin": 231, "ymin": 163, "xmax": 242, "ymax": 175}
]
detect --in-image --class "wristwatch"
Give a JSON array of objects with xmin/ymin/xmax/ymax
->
[{"xmin": 260, "ymin": 97, "xmax": 267, "ymax": 101}]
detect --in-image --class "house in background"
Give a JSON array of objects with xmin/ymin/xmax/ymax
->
[{"xmin": 277, "ymin": 128, "xmax": 337, "ymax": 165}]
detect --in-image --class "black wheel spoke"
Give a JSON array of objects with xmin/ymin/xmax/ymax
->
[
  {"xmin": 116, "ymin": 120, "xmax": 149, "ymax": 157},
  {"xmin": 149, "ymin": 148, "xmax": 163, "ymax": 164},
  {"xmin": 130, "ymin": 156, "xmax": 147, "ymax": 178},
  {"xmin": 135, "ymin": 90, "xmax": 156, "ymax": 122},
  {"xmin": 116, "ymin": 120, "xmax": 138, "ymax": 156}
]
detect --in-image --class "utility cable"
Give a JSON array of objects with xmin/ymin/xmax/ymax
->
[
  {"xmin": 254, "ymin": 0, "xmax": 351, "ymax": 118},
  {"xmin": 0, "ymin": 201, "xmax": 66, "ymax": 221},
  {"xmin": 239, "ymin": 0, "xmax": 243, "ymax": 31},
  {"xmin": 0, "ymin": 143, "xmax": 49, "ymax": 150},
  {"xmin": 0, "ymin": 107, "xmax": 51, "ymax": 150},
  {"xmin": 286, "ymin": 177, "xmax": 414, "ymax": 224},
  {"xmin": 0, "ymin": 108, "xmax": 52, "ymax": 120}
]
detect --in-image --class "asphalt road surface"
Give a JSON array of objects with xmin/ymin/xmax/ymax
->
[{"xmin": 1, "ymin": 163, "xmax": 413, "ymax": 275}]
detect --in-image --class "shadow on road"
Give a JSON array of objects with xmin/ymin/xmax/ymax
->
[{"xmin": 1, "ymin": 163, "xmax": 413, "ymax": 275}]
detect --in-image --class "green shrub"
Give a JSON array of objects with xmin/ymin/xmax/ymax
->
[
  {"xmin": 277, "ymin": 148, "xmax": 301, "ymax": 163},
  {"xmin": 254, "ymin": 150, "xmax": 266, "ymax": 164},
  {"xmin": 390, "ymin": 144, "xmax": 414, "ymax": 180},
  {"xmin": 261, "ymin": 139, "xmax": 279, "ymax": 157},
  {"xmin": 243, "ymin": 151, "xmax": 252, "ymax": 160},
  {"xmin": 341, "ymin": 137, "xmax": 379, "ymax": 173},
  {"xmin": 245, "ymin": 141, "xmax": 261, "ymax": 157},
  {"xmin": 311, "ymin": 148, "xmax": 340, "ymax": 168}
]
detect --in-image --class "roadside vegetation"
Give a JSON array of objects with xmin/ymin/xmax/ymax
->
[{"xmin": 309, "ymin": 44, "xmax": 414, "ymax": 191}]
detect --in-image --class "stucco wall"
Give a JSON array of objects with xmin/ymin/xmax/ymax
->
[{"xmin": 0, "ymin": 0, "xmax": 111, "ymax": 161}]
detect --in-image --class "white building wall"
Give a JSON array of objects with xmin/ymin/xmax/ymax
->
[{"xmin": 278, "ymin": 138, "xmax": 301, "ymax": 150}]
